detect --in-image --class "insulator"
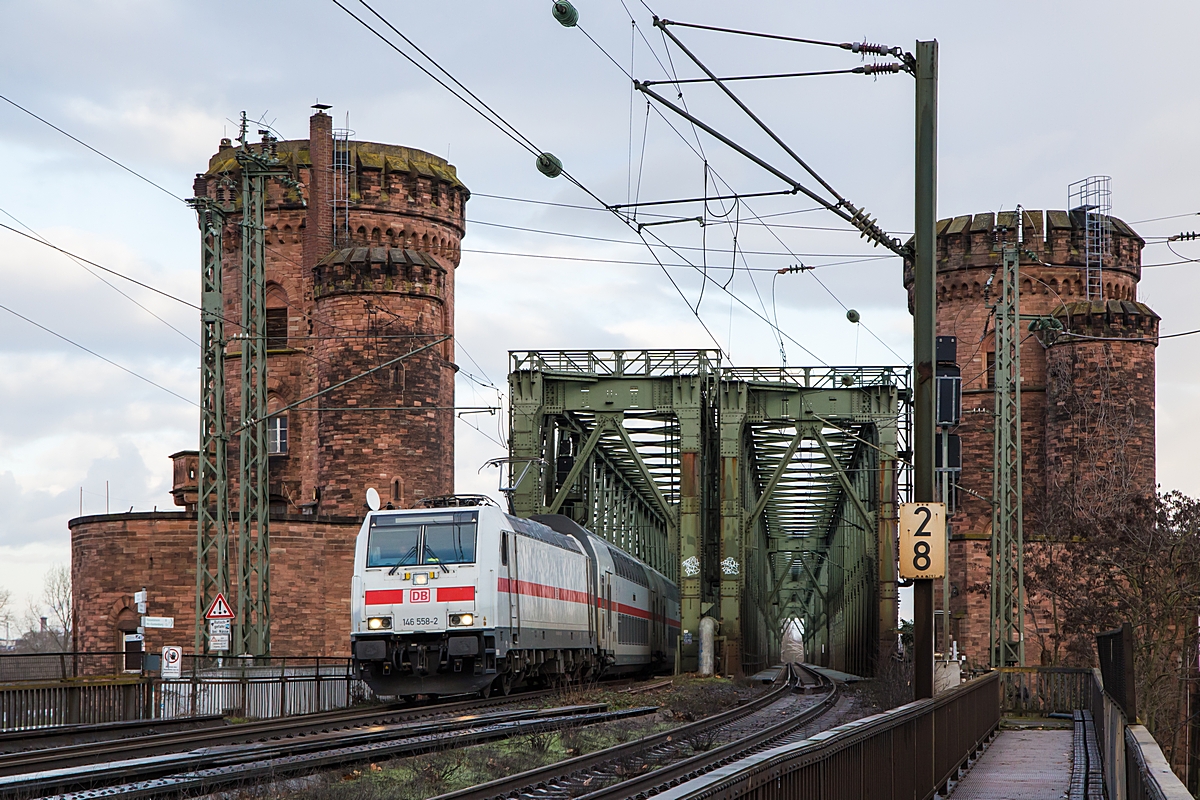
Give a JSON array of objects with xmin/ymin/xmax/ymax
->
[
  {"xmin": 552, "ymin": 1, "xmax": 578, "ymax": 27},
  {"xmin": 846, "ymin": 309, "xmax": 861, "ymax": 323},
  {"xmin": 1169, "ymin": 231, "xmax": 1199, "ymax": 241},
  {"xmin": 536, "ymin": 152, "xmax": 563, "ymax": 178},
  {"xmin": 846, "ymin": 40, "xmax": 903, "ymax": 57},
  {"xmin": 860, "ymin": 62, "xmax": 902, "ymax": 75}
]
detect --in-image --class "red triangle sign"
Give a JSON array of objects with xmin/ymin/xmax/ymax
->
[{"xmin": 204, "ymin": 593, "xmax": 235, "ymax": 620}]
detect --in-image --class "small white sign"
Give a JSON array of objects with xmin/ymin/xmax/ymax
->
[
  {"xmin": 161, "ymin": 646, "xmax": 183, "ymax": 679},
  {"xmin": 137, "ymin": 601, "xmax": 148, "ymax": 614},
  {"xmin": 209, "ymin": 619, "xmax": 231, "ymax": 651},
  {"xmin": 124, "ymin": 633, "xmax": 144, "ymax": 642},
  {"xmin": 142, "ymin": 616, "xmax": 174, "ymax": 629},
  {"xmin": 134, "ymin": 590, "xmax": 148, "ymax": 604}
]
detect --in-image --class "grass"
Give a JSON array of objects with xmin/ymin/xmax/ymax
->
[{"xmin": 257, "ymin": 675, "xmax": 755, "ymax": 800}]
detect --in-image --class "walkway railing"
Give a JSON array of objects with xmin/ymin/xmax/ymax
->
[
  {"xmin": 993, "ymin": 661, "xmax": 1189, "ymax": 800},
  {"xmin": 655, "ymin": 671, "xmax": 1000, "ymax": 799},
  {"xmin": 0, "ymin": 653, "xmax": 374, "ymax": 731}
]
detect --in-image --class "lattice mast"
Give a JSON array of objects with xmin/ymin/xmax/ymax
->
[
  {"xmin": 1068, "ymin": 176, "xmax": 1112, "ymax": 301},
  {"xmin": 990, "ymin": 220, "xmax": 1025, "ymax": 667},
  {"xmin": 232, "ymin": 114, "xmax": 299, "ymax": 655},
  {"xmin": 190, "ymin": 194, "xmax": 229, "ymax": 654}
]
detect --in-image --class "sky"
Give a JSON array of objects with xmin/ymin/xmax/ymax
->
[{"xmin": 0, "ymin": 0, "xmax": 1197, "ymax": 621}]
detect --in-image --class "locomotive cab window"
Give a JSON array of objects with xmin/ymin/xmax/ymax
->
[
  {"xmin": 366, "ymin": 511, "xmax": 478, "ymax": 568},
  {"xmin": 423, "ymin": 516, "xmax": 477, "ymax": 565}
]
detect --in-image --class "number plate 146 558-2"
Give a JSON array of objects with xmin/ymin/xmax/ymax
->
[{"xmin": 898, "ymin": 502, "xmax": 946, "ymax": 579}]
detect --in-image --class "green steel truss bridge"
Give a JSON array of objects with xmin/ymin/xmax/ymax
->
[{"xmin": 507, "ymin": 350, "xmax": 910, "ymax": 677}]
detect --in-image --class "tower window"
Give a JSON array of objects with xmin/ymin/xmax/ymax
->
[
  {"xmin": 268, "ymin": 415, "xmax": 288, "ymax": 455},
  {"xmin": 266, "ymin": 308, "xmax": 288, "ymax": 349}
]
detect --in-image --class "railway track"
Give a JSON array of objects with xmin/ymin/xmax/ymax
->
[
  {"xmin": 5, "ymin": 701, "xmax": 657, "ymax": 798},
  {"xmin": 0, "ymin": 716, "xmax": 227, "ymax": 754},
  {"xmin": 436, "ymin": 664, "xmax": 838, "ymax": 800},
  {"xmin": 0, "ymin": 686, "xmax": 566, "ymax": 778}
]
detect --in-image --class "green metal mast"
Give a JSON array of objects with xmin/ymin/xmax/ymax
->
[
  {"xmin": 234, "ymin": 116, "xmax": 287, "ymax": 656},
  {"xmin": 990, "ymin": 243, "xmax": 1025, "ymax": 667},
  {"xmin": 191, "ymin": 195, "xmax": 229, "ymax": 654}
]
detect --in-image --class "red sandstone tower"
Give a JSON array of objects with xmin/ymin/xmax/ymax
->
[
  {"xmin": 205, "ymin": 109, "xmax": 466, "ymax": 515},
  {"xmin": 905, "ymin": 210, "xmax": 1158, "ymax": 668},
  {"xmin": 70, "ymin": 109, "xmax": 468, "ymax": 656}
]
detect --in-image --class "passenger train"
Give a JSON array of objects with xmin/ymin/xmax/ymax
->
[{"xmin": 350, "ymin": 502, "xmax": 680, "ymax": 698}]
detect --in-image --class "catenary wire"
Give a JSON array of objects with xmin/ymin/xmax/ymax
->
[
  {"xmin": 0, "ymin": 303, "xmax": 197, "ymax": 406},
  {"xmin": 0, "ymin": 93, "xmax": 186, "ymax": 203},
  {"xmin": 0, "ymin": 206, "xmax": 199, "ymax": 347}
]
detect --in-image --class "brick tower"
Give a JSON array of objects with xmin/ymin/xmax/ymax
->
[
  {"xmin": 70, "ymin": 108, "xmax": 469, "ymax": 657},
  {"xmin": 904, "ymin": 210, "xmax": 1158, "ymax": 668},
  {"xmin": 200, "ymin": 109, "xmax": 466, "ymax": 515}
]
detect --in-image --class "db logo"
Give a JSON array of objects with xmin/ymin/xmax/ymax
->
[{"xmin": 409, "ymin": 589, "xmax": 431, "ymax": 603}]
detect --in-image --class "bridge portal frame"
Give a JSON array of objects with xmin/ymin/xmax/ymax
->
[{"xmin": 508, "ymin": 351, "xmax": 907, "ymax": 676}]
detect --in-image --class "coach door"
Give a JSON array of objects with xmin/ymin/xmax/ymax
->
[
  {"xmin": 600, "ymin": 570, "xmax": 614, "ymax": 650},
  {"xmin": 502, "ymin": 530, "xmax": 521, "ymax": 644}
]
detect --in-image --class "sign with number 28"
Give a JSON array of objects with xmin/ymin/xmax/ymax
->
[{"xmin": 898, "ymin": 502, "xmax": 947, "ymax": 579}]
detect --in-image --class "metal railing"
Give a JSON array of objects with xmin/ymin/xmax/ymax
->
[
  {"xmin": 998, "ymin": 666, "xmax": 1094, "ymax": 715},
  {"xmin": 996, "ymin": 659, "xmax": 1189, "ymax": 800},
  {"xmin": 0, "ymin": 653, "xmax": 373, "ymax": 731},
  {"xmin": 652, "ymin": 671, "xmax": 1000, "ymax": 799}
]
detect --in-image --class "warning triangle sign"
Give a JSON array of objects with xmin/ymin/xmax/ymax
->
[{"xmin": 204, "ymin": 593, "xmax": 235, "ymax": 620}]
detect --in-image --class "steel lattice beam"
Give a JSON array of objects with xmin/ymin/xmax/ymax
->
[
  {"xmin": 191, "ymin": 196, "xmax": 229, "ymax": 654},
  {"xmin": 990, "ymin": 246, "xmax": 1025, "ymax": 667},
  {"xmin": 507, "ymin": 352, "xmax": 906, "ymax": 676}
]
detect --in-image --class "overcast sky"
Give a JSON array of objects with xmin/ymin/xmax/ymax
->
[{"xmin": 0, "ymin": 0, "xmax": 1197, "ymax": 620}]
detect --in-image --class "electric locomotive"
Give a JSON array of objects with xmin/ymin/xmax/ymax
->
[{"xmin": 350, "ymin": 500, "xmax": 679, "ymax": 698}]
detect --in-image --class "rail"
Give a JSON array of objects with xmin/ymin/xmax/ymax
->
[{"xmin": 648, "ymin": 670, "xmax": 999, "ymax": 799}]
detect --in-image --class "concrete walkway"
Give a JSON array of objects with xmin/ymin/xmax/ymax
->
[{"xmin": 949, "ymin": 729, "xmax": 1073, "ymax": 799}]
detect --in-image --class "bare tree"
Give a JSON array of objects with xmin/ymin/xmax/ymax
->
[
  {"xmin": 16, "ymin": 565, "xmax": 73, "ymax": 653},
  {"xmin": 0, "ymin": 587, "xmax": 12, "ymax": 646}
]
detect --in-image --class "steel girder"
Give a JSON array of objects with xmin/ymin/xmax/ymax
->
[{"xmin": 508, "ymin": 352, "xmax": 906, "ymax": 677}]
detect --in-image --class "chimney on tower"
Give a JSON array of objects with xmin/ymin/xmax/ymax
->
[{"xmin": 305, "ymin": 105, "xmax": 334, "ymax": 267}]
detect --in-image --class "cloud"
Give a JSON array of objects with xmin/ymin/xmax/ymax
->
[{"xmin": 0, "ymin": 0, "xmax": 1197, "ymax": 613}]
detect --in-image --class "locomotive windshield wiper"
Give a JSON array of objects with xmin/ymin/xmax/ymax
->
[
  {"xmin": 388, "ymin": 545, "xmax": 419, "ymax": 575},
  {"xmin": 424, "ymin": 543, "xmax": 451, "ymax": 573}
]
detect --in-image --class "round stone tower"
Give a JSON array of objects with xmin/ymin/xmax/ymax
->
[
  {"xmin": 200, "ymin": 109, "xmax": 468, "ymax": 516},
  {"xmin": 904, "ymin": 210, "xmax": 1158, "ymax": 667},
  {"xmin": 68, "ymin": 109, "xmax": 470, "ymax": 662}
]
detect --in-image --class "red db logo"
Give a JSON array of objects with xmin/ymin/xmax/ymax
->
[{"xmin": 410, "ymin": 589, "xmax": 431, "ymax": 603}]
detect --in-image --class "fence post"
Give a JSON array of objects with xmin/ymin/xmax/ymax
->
[
  {"xmin": 67, "ymin": 683, "xmax": 81, "ymax": 724},
  {"xmin": 279, "ymin": 659, "xmax": 287, "ymax": 718},
  {"xmin": 314, "ymin": 657, "xmax": 322, "ymax": 712}
]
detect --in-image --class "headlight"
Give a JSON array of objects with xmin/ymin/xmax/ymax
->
[
  {"xmin": 449, "ymin": 613, "xmax": 474, "ymax": 627},
  {"xmin": 367, "ymin": 616, "xmax": 392, "ymax": 630},
  {"xmin": 412, "ymin": 573, "xmax": 429, "ymax": 585}
]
